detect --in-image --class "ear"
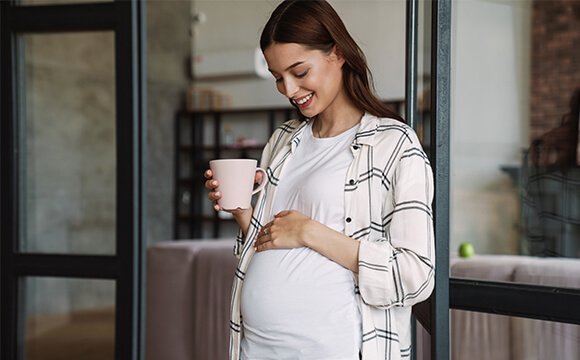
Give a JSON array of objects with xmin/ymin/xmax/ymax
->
[{"xmin": 331, "ymin": 45, "xmax": 346, "ymax": 68}]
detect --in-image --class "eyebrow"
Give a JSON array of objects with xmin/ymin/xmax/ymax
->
[{"xmin": 269, "ymin": 61, "xmax": 306, "ymax": 74}]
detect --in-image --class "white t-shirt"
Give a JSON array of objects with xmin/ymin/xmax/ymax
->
[{"xmin": 240, "ymin": 120, "xmax": 362, "ymax": 360}]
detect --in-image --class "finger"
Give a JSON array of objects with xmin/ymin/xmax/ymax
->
[
  {"xmin": 255, "ymin": 241, "xmax": 268, "ymax": 252},
  {"xmin": 205, "ymin": 179, "xmax": 219, "ymax": 190},
  {"xmin": 254, "ymin": 171, "xmax": 263, "ymax": 183},
  {"xmin": 207, "ymin": 190, "xmax": 221, "ymax": 201},
  {"xmin": 214, "ymin": 203, "xmax": 221, "ymax": 212},
  {"xmin": 204, "ymin": 169, "xmax": 214, "ymax": 179},
  {"xmin": 254, "ymin": 236, "xmax": 271, "ymax": 252},
  {"xmin": 259, "ymin": 224, "xmax": 272, "ymax": 237},
  {"xmin": 274, "ymin": 210, "xmax": 291, "ymax": 218}
]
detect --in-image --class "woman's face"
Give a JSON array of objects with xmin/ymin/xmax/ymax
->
[{"xmin": 263, "ymin": 42, "xmax": 347, "ymax": 119}]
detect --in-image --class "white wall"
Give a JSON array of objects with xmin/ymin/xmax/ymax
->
[
  {"xmin": 191, "ymin": 0, "xmax": 406, "ymax": 108},
  {"xmin": 450, "ymin": 0, "xmax": 531, "ymax": 255}
]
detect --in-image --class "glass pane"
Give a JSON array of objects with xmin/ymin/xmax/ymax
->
[
  {"xmin": 449, "ymin": 310, "xmax": 580, "ymax": 360},
  {"xmin": 24, "ymin": 277, "xmax": 115, "ymax": 360},
  {"xmin": 418, "ymin": 310, "xmax": 580, "ymax": 359},
  {"xmin": 20, "ymin": 32, "xmax": 116, "ymax": 255},
  {"xmin": 450, "ymin": 0, "xmax": 580, "ymax": 288}
]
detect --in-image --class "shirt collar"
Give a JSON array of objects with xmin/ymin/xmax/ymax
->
[
  {"xmin": 353, "ymin": 112, "xmax": 378, "ymax": 147},
  {"xmin": 288, "ymin": 118, "xmax": 310, "ymax": 152},
  {"xmin": 287, "ymin": 112, "xmax": 379, "ymax": 151}
]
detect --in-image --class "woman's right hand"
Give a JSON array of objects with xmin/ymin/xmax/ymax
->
[
  {"xmin": 204, "ymin": 169, "xmax": 264, "ymax": 236},
  {"xmin": 204, "ymin": 169, "xmax": 224, "ymax": 212}
]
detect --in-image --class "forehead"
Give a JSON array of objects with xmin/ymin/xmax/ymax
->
[{"xmin": 263, "ymin": 43, "xmax": 322, "ymax": 72}]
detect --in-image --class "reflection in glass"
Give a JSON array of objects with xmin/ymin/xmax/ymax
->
[
  {"xmin": 20, "ymin": 32, "xmax": 116, "ymax": 255},
  {"xmin": 24, "ymin": 277, "xmax": 115, "ymax": 360},
  {"xmin": 450, "ymin": 310, "xmax": 579, "ymax": 360},
  {"xmin": 450, "ymin": 0, "xmax": 580, "ymax": 281},
  {"xmin": 418, "ymin": 309, "xmax": 580, "ymax": 360}
]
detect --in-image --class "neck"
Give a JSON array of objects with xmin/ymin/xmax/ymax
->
[{"xmin": 314, "ymin": 106, "xmax": 364, "ymax": 138}]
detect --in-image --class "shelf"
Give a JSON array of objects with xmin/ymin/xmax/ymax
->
[
  {"xmin": 178, "ymin": 106, "xmax": 295, "ymax": 117},
  {"xmin": 178, "ymin": 213, "xmax": 236, "ymax": 222},
  {"xmin": 178, "ymin": 144, "xmax": 266, "ymax": 152}
]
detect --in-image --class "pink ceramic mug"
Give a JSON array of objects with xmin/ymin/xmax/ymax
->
[{"xmin": 209, "ymin": 159, "xmax": 267, "ymax": 210}]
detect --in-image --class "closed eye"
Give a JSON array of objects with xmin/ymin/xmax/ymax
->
[{"xmin": 296, "ymin": 70, "xmax": 308, "ymax": 78}]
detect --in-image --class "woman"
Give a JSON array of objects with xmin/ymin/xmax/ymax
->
[{"xmin": 205, "ymin": 1, "xmax": 435, "ymax": 359}]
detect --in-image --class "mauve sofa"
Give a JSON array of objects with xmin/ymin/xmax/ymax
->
[{"xmin": 146, "ymin": 239, "xmax": 580, "ymax": 360}]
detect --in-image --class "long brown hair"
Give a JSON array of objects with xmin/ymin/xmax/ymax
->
[{"xmin": 260, "ymin": 0, "xmax": 404, "ymax": 122}]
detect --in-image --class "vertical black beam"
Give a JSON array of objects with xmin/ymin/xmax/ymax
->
[
  {"xmin": 192, "ymin": 113, "xmax": 204, "ymax": 239},
  {"xmin": 405, "ymin": 2, "xmax": 419, "ymax": 358},
  {"xmin": 115, "ymin": 0, "xmax": 146, "ymax": 359},
  {"xmin": 430, "ymin": 0, "xmax": 452, "ymax": 359},
  {"xmin": 406, "ymin": 0, "xmax": 419, "ymax": 131},
  {"xmin": 1, "ymin": 1, "xmax": 18, "ymax": 359},
  {"xmin": 174, "ymin": 113, "xmax": 181, "ymax": 239},
  {"xmin": 269, "ymin": 110, "xmax": 276, "ymax": 136},
  {"xmin": 137, "ymin": 0, "xmax": 147, "ymax": 356},
  {"xmin": 213, "ymin": 112, "xmax": 222, "ymax": 237}
]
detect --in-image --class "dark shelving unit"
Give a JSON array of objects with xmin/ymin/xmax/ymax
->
[{"xmin": 174, "ymin": 107, "xmax": 297, "ymax": 239}]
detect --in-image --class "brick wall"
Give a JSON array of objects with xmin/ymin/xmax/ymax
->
[
  {"xmin": 530, "ymin": 0, "xmax": 580, "ymax": 166},
  {"xmin": 530, "ymin": 0, "xmax": 580, "ymax": 139}
]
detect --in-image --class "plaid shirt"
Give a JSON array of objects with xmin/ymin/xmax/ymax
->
[{"xmin": 230, "ymin": 113, "xmax": 435, "ymax": 360}]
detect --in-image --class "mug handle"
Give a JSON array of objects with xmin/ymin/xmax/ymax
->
[{"xmin": 252, "ymin": 168, "xmax": 267, "ymax": 195}]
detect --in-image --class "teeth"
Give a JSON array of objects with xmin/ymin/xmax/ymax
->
[{"xmin": 295, "ymin": 93, "xmax": 313, "ymax": 105}]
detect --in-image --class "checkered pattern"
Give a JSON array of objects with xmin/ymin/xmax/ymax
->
[{"xmin": 229, "ymin": 113, "xmax": 435, "ymax": 360}]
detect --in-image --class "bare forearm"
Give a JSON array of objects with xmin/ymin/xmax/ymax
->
[
  {"xmin": 232, "ymin": 207, "xmax": 253, "ymax": 237},
  {"xmin": 304, "ymin": 220, "xmax": 360, "ymax": 273}
]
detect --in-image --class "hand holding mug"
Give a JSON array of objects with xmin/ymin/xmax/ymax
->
[{"xmin": 204, "ymin": 159, "xmax": 266, "ymax": 212}]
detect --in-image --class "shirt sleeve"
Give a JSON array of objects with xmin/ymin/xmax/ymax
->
[{"xmin": 358, "ymin": 142, "xmax": 435, "ymax": 309}]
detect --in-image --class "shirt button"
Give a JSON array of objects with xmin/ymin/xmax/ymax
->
[
  {"xmin": 346, "ymin": 217, "xmax": 352, "ymax": 223},
  {"xmin": 349, "ymin": 179, "xmax": 355, "ymax": 185}
]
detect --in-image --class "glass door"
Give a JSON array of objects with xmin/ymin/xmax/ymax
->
[{"xmin": 1, "ymin": 1, "xmax": 147, "ymax": 359}]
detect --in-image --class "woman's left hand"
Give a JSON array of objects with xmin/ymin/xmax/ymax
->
[{"xmin": 254, "ymin": 210, "xmax": 314, "ymax": 252}]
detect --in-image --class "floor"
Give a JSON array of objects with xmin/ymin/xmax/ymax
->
[{"xmin": 25, "ymin": 306, "xmax": 115, "ymax": 360}]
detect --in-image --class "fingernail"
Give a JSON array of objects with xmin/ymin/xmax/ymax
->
[{"xmin": 212, "ymin": 180, "xmax": 217, "ymax": 186}]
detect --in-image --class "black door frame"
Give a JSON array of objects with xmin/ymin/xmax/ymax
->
[
  {"xmin": 405, "ymin": 0, "xmax": 451, "ymax": 358},
  {"xmin": 0, "ymin": 1, "xmax": 147, "ymax": 359}
]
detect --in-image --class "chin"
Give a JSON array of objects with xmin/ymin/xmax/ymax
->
[{"xmin": 298, "ymin": 108, "xmax": 318, "ymax": 119}]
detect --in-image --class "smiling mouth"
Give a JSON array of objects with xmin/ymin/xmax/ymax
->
[{"xmin": 293, "ymin": 93, "xmax": 313, "ymax": 105}]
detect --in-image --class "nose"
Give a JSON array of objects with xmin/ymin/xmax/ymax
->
[{"xmin": 280, "ymin": 78, "xmax": 299, "ymax": 99}]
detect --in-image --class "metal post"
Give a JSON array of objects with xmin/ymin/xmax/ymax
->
[
  {"xmin": 430, "ymin": 0, "xmax": 452, "ymax": 358},
  {"xmin": 406, "ymin": 0, "xmax": 419, "ymax": 131},
  {"xmin": 405, "ymin": 1, "xmax": 419, "ymax": 358}
]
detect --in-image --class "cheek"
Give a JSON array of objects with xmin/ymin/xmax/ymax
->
[{"xmin": 275, "ymin": 82, "xmax": 285, "ymax": 95}]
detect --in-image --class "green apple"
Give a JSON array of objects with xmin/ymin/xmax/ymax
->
[{"xmin": 458, "ymin": 242, "xmax": 475, "ymax": 258}]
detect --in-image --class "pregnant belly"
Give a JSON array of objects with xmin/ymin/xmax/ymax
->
[{"xmin": 240, "ymin": 247, "xmax": 361, "ymax": 358}]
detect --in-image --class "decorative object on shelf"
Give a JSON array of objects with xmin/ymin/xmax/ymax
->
[
  {"xmin": 223, "ymin": 123, "xmax": 234, "ymax": 145},
  {"xmin": 186, "ymin": 85, "xmax": 232, "ymax": 112}
]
